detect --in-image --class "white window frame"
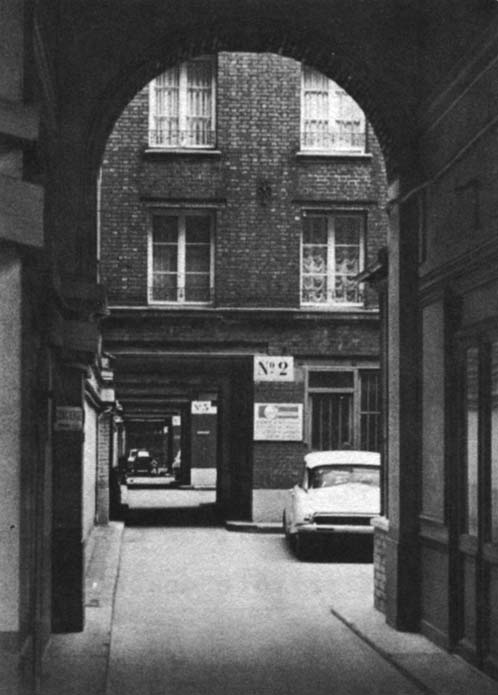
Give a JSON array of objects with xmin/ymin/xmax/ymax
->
[
  {"xmin": 148, "ymin": 56, "xmax": 216, "ymax": 149},
  {"xmin": 300, "ymin": 66, "xmax": 366, "ymax": 154},
  {"xmin": 148, "ymin": 210, "xmax": 215, "ymax": 305},
  {"xmin": 300, "ymin": 211, "xmax": 365, "ymax": 308}
]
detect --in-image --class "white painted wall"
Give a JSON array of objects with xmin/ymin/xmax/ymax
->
[
  {"xmin": 83, "ymin": 399, "xmax": 97, "ymax": 543},
  {"xmin": 0, "ymin": 250, "xmax": 21, "ymax": 631},
  {"xmin": 191, "ymin": 468, "xmax": 216, "ymax": 488}
]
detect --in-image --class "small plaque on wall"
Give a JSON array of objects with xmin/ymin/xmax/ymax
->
[
  {"xmin": 191, "ymin": 401, "xmax": 217, "ymax": 415},
  {"xmin": 253, "ymin": 403, "xmax": 303, "ymax": 441},
  {"xmin": 54, "ymin": 406, "xmax": 84, "ymax": 431}
]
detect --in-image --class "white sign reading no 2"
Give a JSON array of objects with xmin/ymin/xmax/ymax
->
[{"xmin": 253, "ymin": 355, "xmax": 294, "ymax": 381}]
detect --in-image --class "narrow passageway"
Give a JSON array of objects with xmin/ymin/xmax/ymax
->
[{"xmin": 106, "ymin": 526, "xmax": 423, "ymax": 695}]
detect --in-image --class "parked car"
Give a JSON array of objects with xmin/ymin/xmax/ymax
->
[
  {"xmin": 126, "ymin": 449, "xmax": 158, "ymax": 482},
  {"xmin": 283, "ymin": 450, "xmax": 380, "ymax": 559}
]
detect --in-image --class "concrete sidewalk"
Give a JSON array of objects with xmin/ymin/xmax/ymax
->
[
  {"xmin": 41, "ymin": 521, "xmax": 497, "ymax": 695},
  {"xmin": 40, "ymin": 522, "xmax": 124, "ymax": 695}
]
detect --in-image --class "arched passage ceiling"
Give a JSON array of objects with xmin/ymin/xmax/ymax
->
[{"xmin": 40, "ymin": 0, "xmax": 496, "ymax": 179}]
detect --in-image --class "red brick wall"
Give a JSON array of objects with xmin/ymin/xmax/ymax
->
[
  {"xmin": 374, "ymin": 526, "xmax": 387, "ymax": 613},
  {"xmin": 100, "ymin": 52, "xmax": 388, "ymax": 310},
  {"xmin": 253, "ymin": 379, "xmax": 307, "ymax": 488},
  {"xmin": 99, "ymin": 52, "xmax": 387, "ymax": 494}
]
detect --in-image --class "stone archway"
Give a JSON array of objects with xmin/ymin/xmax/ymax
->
[
  {"xmin": 6, "ymin": 1, "xmax": 495, "ymax": 689},
  {"xmin": 42, "ymin": 1, "xmax": 428, "ymax": 284},
  {"xmin": 33, "ymin": 0, "xmax": 430, "ymax": 640}
]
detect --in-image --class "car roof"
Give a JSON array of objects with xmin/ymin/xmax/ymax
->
[
  {"xmin": 136, "ymin": 450, "xmax": 151, "ymax": 457},
  {"xmin": 304, "ymin": 450, "xmax": 380, "ymax": 468}
]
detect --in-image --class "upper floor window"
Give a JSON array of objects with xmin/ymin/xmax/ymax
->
[
  {"xmin": 301, "ymin": 212, "xmax": 364, "ymax": 306},
  {"xmin": 149, "ymin": 212, "xmax": 214, "ymax": 304},
  {"xmin": 148, "ymin": 57, "xmax": 216, "ymax": 149},
  {"xmin": 301, "ymin": 66, "xmax": 366, "ymax": 153}
]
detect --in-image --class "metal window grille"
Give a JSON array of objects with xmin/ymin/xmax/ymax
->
[{"xmin": 310, "ymin": 392, "xmax": 353, "ymax": 451}]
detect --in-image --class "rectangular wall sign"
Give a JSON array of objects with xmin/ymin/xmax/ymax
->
[
  {"xmin": 191, "ymin": 401, "xmax": 217, "ymax": 415},
  {"xmin": 54, "ymin": 406, "xmax": 84, "ymax": 431},
  {"xmin": 253, "ymin": 403, "xmax": 303, "ymax": 441},
  {"xmin": 253, "ymin": 355, "xmax": 294, "ymax": 382}
]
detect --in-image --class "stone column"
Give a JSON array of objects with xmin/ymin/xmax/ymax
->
[
  {"xmin": 384, "ymin": 180, "xmax": 422, "ymax": 631},
  {"xmin": 51, "ymin": 362, "xmax": 85, "ymax": 632}
]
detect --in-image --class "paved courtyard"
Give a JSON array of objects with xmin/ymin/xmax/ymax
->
[{"xmin": 106, "ymin": 525, "xmax": 422, "ymax": 695}]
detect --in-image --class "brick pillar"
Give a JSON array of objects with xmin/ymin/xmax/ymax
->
[
  {"xmin": 384, "ymin": 180, "xmax": 421, "ymax": 631},
  {"xmin": 96, "ymin": 411, "xmax": 112, "ymax": 524},
  {"xmin": 52, "ymin": 362, "xmax": 85, "ymax": 632}
]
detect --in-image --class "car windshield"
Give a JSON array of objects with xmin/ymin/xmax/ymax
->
[
  {"xmin": 135, "ymin": 456, "xmax": 152, "ymax": 465},
  {"xmin": 308, "ymin": 465, "xmax": 379, "ymax": 489}
]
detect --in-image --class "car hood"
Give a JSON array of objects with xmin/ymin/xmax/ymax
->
[{"xmin": 306, "ymin": 483, "xmax": 380, "ymax": 514}]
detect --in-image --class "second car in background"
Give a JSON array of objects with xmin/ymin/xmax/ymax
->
[{"xmin": 126, "ymin": 449, "xmax": 158, "ymax": 484}]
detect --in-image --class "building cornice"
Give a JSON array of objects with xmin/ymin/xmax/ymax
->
[{"xmin": 105, "ymin": 305, "xmax": 380, "ymax": 323}]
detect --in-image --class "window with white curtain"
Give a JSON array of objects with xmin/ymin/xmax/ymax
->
[
  {"xmin": 301, "ymin": 66, "xmax": 366, "ymax": 152},
  {"xmin": 301, "ymin": 212, "xmax": 365, "ymax": 306},
  {"xmin": 149, "ymin": 57, "xmax": 216, "ymax": 148}
]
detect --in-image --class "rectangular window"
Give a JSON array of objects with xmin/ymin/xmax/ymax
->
[
  {"xmin": 149, "ymin": 57, "xmax": 215, "ymax": 148},
  {"xmin": 301, "ymin": 66, "xmax": 366, "ymax": 152},
  {"xmin": 307, "ymin": 368, "xmax": 380, "ymax": 452},
  {"xmin": 301, "ymin": 213, "xmax": 364, "ymax": 306},
  {"xmin": 360, "ymin": 371, "xmax": 381, "ymax": 452},
  {"xmin": 149, "ymin": 212, "xmax": 213, "ymax": 304}
]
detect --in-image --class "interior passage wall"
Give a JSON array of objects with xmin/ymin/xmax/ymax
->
[
  {"xmin": 0, "ymin": 250, "xmax": 21, "ymax": 632},
  {"xmin": 83, "ymin": 399, "xmax": 97, "ymax": 543},
  {"xmin": 418, "ymin": 37, "xmax": 498, "ymax": 661}
]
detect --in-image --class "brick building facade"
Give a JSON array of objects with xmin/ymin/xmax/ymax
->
[{"xmin": 99, "ymin": 51, "xmax": 388, "ymax": 521}]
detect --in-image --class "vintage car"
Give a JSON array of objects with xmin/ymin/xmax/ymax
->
[
  {"xmin": 283, "ymin": 450, "xmax": 381, "ymax": 558},
  {"xmin": 126, "ymin": 449, "xmax": 158, "ymax": 483}
]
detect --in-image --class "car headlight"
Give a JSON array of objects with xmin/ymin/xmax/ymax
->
[{"xmin": 302, "ymin": 513, "xmax": 313, "ymax": 522}]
